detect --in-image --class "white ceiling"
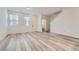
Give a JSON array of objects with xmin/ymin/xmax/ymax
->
[{"xmin": 7, "ymin": 7, "xmax": 63, "ymax": 15}]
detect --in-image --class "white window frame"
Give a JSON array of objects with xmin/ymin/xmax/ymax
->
[
  {"xmin": 8, "ymin": 14, "xmax": 19, "ymax": 26},
  {"xmin": 24, "ymin": 16, "xmax": 30, "ymax": 27}
]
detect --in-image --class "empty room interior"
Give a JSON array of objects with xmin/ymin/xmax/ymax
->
[{"xmin": 0, "ymin": 7, "xmax": 79, "ymax": 51}]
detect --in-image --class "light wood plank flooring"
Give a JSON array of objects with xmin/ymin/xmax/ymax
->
[{"xmin": 0, "ymin": 32, "xmax": 79, "ymax": 51}]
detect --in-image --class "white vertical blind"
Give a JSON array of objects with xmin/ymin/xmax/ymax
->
[
  {"xmin": 9, "ymin": 14, "xmax": 19, "ymax": 26},
  {"xmin": 24, "ymin": 16, "xmax": 30, "ymax": 27}
]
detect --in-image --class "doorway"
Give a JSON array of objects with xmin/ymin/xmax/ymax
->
[{"xmin": 42, "ymin": 19, "xmax": 47, "ymax": 32}]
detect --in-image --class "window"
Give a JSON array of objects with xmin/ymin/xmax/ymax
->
[
  {"xmin": 24, "ymin": 16, "xmax": 30, "ymax": 26},
  {"xmin": 9, "ymin": 14, "xmax": 19, "ymax": 26}
]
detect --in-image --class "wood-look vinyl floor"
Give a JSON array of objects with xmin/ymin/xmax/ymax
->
[{"xmin": 0, "ymin": 32, "xmax": 79, "ymax": 51}]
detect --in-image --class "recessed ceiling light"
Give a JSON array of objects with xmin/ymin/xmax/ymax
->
[{"xmin": 26, "ymin": 7, "xmax": 31, "ymax": 10}]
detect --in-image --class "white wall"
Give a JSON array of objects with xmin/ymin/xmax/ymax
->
[
  {"xmin": 0, "ymin": 8, "xmax": 8, "ymax": 40},
  {"xmin": 36, "ymin": 15, "xmax": 42, "ymax": 32},
  {"xmin": 28, "ymin": 15, "xmax": 38, "ymax": 32},
  {"xmin": 8, "ymin": 11, "xmax": 39, "ymax": 34},
  {"xmin": 50, "ymin": 8, "xmax": 79, "ymax": 38}
]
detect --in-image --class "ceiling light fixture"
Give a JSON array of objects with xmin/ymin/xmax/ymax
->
[{"xmin": 26, "ymin": 7, "xmax": 31, "ymax": 10}]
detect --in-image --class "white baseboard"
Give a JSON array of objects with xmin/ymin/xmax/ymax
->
[{"xmin": 52, "ymin": 32, "xmax": 79, "ymax": 39}]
